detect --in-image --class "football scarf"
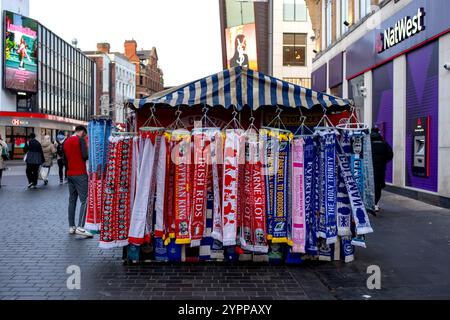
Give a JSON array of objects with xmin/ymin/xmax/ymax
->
[
  {"xmin": 172, "ymin": 129, "xmax": 192, "ymax": 245},
  {"xmin": 190, "ymin": 130, "xmax": 211, "ymax": 247},
  {"xmin": 271, "ymin": 131, "xmax": 291, "ymax": 244},
  {"xmin": 211, "ymin": 130, "xmax": 224, "ymax": 243},
  {"xmin": 350, "ymin": 132, "xmax": 365, "ymax": 199},
  {"xmin": 341, "ymin": 236, "xmax": 355, "ymax": 263},
  {"xmin": 154, "ymin": 135, "xmax": 169, "ymax": 239},
  {"xmin": 303, "ymin": 136, "xmax": 318, "ymax": 256},
  {"xmin": 337, "ymin": 132, "xmax": 352, "ymax": 236},
  {"xmin": 128, "ymin": 130, "xmax": 161, "ymax": 245},
  {"xmin": 324, "ymin": 132, "xmax": 338, "ymax": 245},
  {"xmin": 100, "ymin": 135, "xmax": 133, "ymax": 249},
  {"xmin": 363, "ymin": 133, "xmax": 376, "ymax": 212},
  {"xmin": 86, "ymin": 118, "xmax": 112, "ymax": 232},
  {"xmin": 164, "ymin": 132, "xmax": 176, "ymax": 245},
  {"xmin": 290, "ymin": 137, "xmax": 306, "ymax": 253},
  {"xmin": 222, "ymin": 129, "xmax": 244, "ymax": 247},
  {"xmin": 261, "ymin": 129, "xmax": 277, "ymax": 241},
  {"xmin": 317, "ymin": 135, "xmax": 327, "ymax": 239},
  {"xmin": 239, "ymin": 132, "xmax": 268, "ymax": 253},
  {"xmin": 336, "ymin": 142, "xmax": 374, "ymax": 235}
]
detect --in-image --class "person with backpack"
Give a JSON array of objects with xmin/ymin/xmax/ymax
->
[{"xmin": 55, "ymin": 132, "xmax": 68, "ymax": 184}]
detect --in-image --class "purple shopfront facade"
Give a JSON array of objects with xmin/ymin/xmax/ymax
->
[
  {"xmin": 346, "ymin": 0, "xmax": 449, "ymax": 193},
  {"xmin": 313, "ymin": 0, "xmax": 450, "ymax": 201}
]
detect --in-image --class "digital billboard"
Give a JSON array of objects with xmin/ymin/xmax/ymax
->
[
  {"xmin": 3, "ymin": 10, "xmax": 38, "ymax": 93},
  {"xmin": 225, "ymin": 23, "xmax": 258, "ymax": 71}
]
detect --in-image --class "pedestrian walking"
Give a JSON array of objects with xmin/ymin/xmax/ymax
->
[
  {"xmin": 64, "ymin": 126, "xmax": 93, "ymax": 238},
  {"xmin": 55, "ymin": 132, "xmax": 68, "ymax": 184},
  {"xmin": 371, "ymin": 128, "xmax": 394, "ymax": 214},
  {"xmin": 24, "ymin": 133, "xmax": 45, "ymax": 189},
  {"xmin": 0, "ymin": 135, "xmax": 9, "ymax": 189},
  {"xmin": 41, "ymin": 135, "xmax": 56, "ymax": 185}
]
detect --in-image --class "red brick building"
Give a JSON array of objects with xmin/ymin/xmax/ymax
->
[{"xmin": 124, "ymin": 40, "xmax": 164, "ymax": 98}]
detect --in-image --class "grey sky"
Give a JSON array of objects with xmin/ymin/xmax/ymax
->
[{"xmin": 30, "ymin": 0, "xmax": 223, "ymax": 87}]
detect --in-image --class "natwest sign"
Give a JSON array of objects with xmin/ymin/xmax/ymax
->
[{"xmin": 377, "ymin": 8, "xmax": 425, "ymax": 53}]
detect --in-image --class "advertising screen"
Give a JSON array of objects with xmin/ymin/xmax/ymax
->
[
  {"xmin": 225, "ymin": 23, "xmax": 258, "ymax": 71},
  {"xmin": 3, "ymin": 10, "xmax": 38, "ymax": 93}
]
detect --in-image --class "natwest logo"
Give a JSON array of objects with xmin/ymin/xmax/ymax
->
[{"xmin": 377, "ymin": 8, "xmax": 425, "ymax": 54}]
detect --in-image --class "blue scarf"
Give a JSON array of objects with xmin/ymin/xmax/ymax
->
[
  {"xmin": 262, "ymin": 131, "xmax": 275, "ymax": 240},
  {"xmin": 324, "ymin": 133, "xmax": 338, "ymax": 244},
  {"xmin": 317, "ymin": 136, "xmax": 327, "ymax": 239},
  {"xmin": 337, "ymin": 132, "xmax": 352, "ymax": 236},
  {"xmin": 336, "ymin": 143, "xmax": 373, "ymax": 235},
  {"xmin": 272, "ymin": 135, "xmax": 291, "ymax": 243},
  {"xmin": 303, "ymin": 136, "xmax": 318, "ymax": 256}
]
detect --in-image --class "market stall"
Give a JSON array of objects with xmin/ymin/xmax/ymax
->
[{"xmin": 89, "ymin": 67, "xmax": 375, "ymax": 265}]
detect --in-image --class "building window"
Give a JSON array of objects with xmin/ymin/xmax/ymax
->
[
  {"xmin": 326, "ymin": 0, "xmax": 332, "ymax": 46},
  {"xmin": 283, "ymin": 0, "xmax": 308, "ymax": 22},
  {"xmin": 359, "ymin": 0, "xmax": 371, "ymax": 19},
  {"xmin": 283, "ymin": 33, "xmax": 307, "ymax": 66},
  {"xmin": 341, "ymin": 0, "xmax": 349, "ymax": 35},
  {"xmin": 225, "ymin": 0, "xmax": 255, "ymax": 28},
  {"xmin": 283, "ymin": 77, "xmax": 311, "ymax": 88}
]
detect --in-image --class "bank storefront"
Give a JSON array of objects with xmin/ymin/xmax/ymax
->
[
  {"xmin": 312, "ymin": 0, "xmax": 450, "ymax": 207},
  {"xmin": 0, "ymin": 112, "xmax": 86, "ymax": 159}
]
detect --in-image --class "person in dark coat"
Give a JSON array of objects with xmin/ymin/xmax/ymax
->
[
  {"xmin": 24, "ymin": 133, "xmax": 45, "ymax": 189},
  {"xmin": 371, "ymin": 128, "xmax": 394, "ymax": 213}
]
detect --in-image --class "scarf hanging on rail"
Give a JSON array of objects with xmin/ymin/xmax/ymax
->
[
  {"xmin": 363, "ymin": 133, "xmax": 376, "ymax": 212},
  {"xmin": 350, "ymin": 132, "xmax": 365, "ymax": 203},
  {"xmin": 239, "ymin": 131, "xmax": 268, "ymax": 254},
  {"xmin": 272, "ymin": 132, "xmax": 293, "ymax": 244},
  {"xmin": 222, "ymin": 129, "xmax": 245, "ymax": 247},
  {"xmin": 99, "ymin": 135, "xmax": 134, "ymax": 249},
  {"xmin": 290, "ymin": 136, "xmax": 306, "ymax": 253},
  {"xmin": 317, "ymin": 134, "xmax": 326, "ymax": 240},
  {"xmin": 154, "ymin": 134, "xmax": 170, "ymax": 240},
  {"xmin": 172, "ymin": 129, "xmax": 192, "ymax": 245},
  {"xmin": 190, "ymin": 129, "xmax": 213, "ymax": 247},
  {"xmin": 210, "ymin": 130, "xmax": 224, "ymax": 252},
  {"xmin": 337, "ymin": 131, "xmax": 352, "ymax": 237},
  {"xmin": 128, "ymin": 129, "xmax": 164, "ymax": 245},
  {"xmin": 323, "ymin": 131, "xmax": 338, "ymax": 245},
  {"xmin": 303, "ymin": 136, "xmax": 318, "ymax": 256},
  {"xmin": 261, "ymin": 129, "xmax": 276, "ymax": 242},
  {"xmin": 86, "ymin": 118, "xmax": 112, "ymax": 232},
  {"xmin": 164, "ymin": 132, "xmax": 175, "ymax": 245},
  {"xmin": 336, "ymin": 142, "xmax": 373, "ymax": 236}
]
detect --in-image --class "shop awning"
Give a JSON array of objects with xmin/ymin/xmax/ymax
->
[{"xmin": 127, "ymin": 67, "xmax": 352, "ymax": 111}]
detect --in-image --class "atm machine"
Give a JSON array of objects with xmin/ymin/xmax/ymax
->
[{"xmin": 412, "ymin": 116, "xmax": 430, "ymax": 177}]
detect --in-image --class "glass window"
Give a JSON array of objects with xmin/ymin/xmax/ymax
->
[
  {"xmin": 284, "ymin": 0, "xmax": 307, "ymax": 22},
  {"xmin": 326, "ymin": 0, "xmax": 332, "ymax": 46},
  {"xmin": 225, "ymin": 0, "xmax": 254, "ymax": 28},
  {"xmin": 359, "ymin": 0, "xmax": 371, "ymax": 19},
  {"xmin": 283, "ymin": 33, "xmax": 307, "ymax": 66},
  {"xmin": 341, "ymin": 0, "xmax": 349, "ymax": 35}
]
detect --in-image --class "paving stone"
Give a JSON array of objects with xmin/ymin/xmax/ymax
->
[{"xmin": 2, "ymin": 174, "xmax": 450, "ymax": 300}]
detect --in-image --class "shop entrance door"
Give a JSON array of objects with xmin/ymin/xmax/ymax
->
[{"xmin": 5, "ymin": 126, "xmax": 35, "ymax": 160}]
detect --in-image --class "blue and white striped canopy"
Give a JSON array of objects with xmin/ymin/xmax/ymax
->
[{"xmin": 128, "ymin": 67, "xmax": 351, "ymax": 111}]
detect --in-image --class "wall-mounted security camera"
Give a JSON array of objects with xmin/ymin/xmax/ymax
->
[
  {"xmin": 359, "ymin": 86, "xmax": 368, "ymax": 97},
  {"xmin": 444, "ymin": 63, "xmax": 450, "ymax": 71}
]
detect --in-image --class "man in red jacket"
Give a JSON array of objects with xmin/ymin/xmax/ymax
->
[{"xmin": 64, "ymin": 125, "xmax": 93, "ymax": 238}]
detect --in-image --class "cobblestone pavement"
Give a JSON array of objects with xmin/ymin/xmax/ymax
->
[{"xmin": 1, "ymin": 165, "xmax": 450, "ymax": 300}]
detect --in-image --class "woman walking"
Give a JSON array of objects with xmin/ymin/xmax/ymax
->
[
  {"xmin": 55, "ymin": 133, "xmax": 68, "ymax": 184},
  {"xmin": 41, "ymin": 135, "xmax": 56, "ymax": 185}
]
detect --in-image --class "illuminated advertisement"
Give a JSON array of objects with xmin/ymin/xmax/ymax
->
[
  {"xmin": 3, "ymin": 10, "xmax": 38, "ymax": 93},
  {"xmin": 225, "ymin": 23, "xmax": 258, "ymax": 71}
]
